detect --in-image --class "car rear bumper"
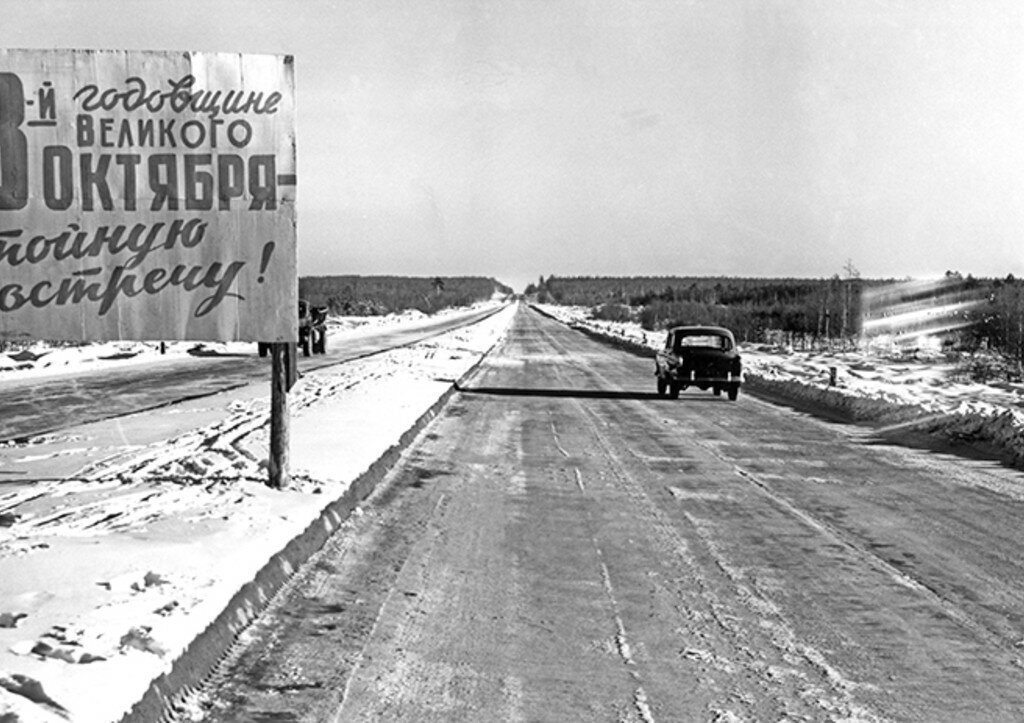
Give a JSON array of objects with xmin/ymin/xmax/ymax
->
[{"xmin": 661, "ymin": 369, "xmax": 742, "ymax": 385}]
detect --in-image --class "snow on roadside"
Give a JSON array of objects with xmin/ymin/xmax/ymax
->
[
  {"xmin": 535, "ymin": 303, "xmax": 1024, "ymax": 465},
  {"xmin": 0, "ymin": 302, "xmax": 516, "ymax": 723},
  {"xmin": 0, "ymin": 301, "xmax": 498, "ymax": 383}
]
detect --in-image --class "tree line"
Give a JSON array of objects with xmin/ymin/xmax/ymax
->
[
  {"xmin": 526, "ymin": 275, "xmax": 870, "ymax": 341},
  {"xmin": 527, "ymin": 273, "xmax": 1024, "ymax": 365},
  {"xmin": 299, "ymin": 275, "xmax": 512, "ymax": 316}
]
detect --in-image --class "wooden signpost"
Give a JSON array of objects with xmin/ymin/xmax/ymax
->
[{"xmin": 268, "ymin": 341, "xmax": 298, "ymax": 489}]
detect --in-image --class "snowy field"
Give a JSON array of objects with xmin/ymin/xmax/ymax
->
[
  {"xmin": 536, "ymin": 304, "xmax": 1024, "ymax": 467},
  {"xmin": 0, "ymin": 302, "xmax": 516, "ymax": 722}
]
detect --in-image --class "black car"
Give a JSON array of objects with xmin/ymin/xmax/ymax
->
[{"xmin": 654, "ymin": 325, "xmax": 742, "ymax": 400}]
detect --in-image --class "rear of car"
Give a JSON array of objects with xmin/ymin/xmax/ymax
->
[{"xmin": 655, "ymin": 326, "xmax": 742, "ymax": 400}]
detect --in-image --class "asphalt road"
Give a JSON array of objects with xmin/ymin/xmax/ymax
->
[
  {"xmin": 0, "ymin": 305, "xmax": 503, "ymax": 442},
  {"xmin": 193, "ymin": 304, "xmax": 1024, "ymax": 722}
]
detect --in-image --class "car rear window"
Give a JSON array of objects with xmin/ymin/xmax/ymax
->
[{"xmin": 674, "ymin": 334, "xmax": 731, "ymax": 351}]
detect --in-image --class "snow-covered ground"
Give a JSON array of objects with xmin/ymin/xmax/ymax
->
[
  {"xmin": 536, "ymin": 303, "xmax": 1024, "ymax": 466},
  {"xmin": 0, "ymin": 303, "xmax": 491, "ymax": 384},
  {"xmin": 7, "ymin": 299, "xmax": 1024, "ymax": 721},
  {"xmin": 0, "ymin": 302, "xmax": 517, "ymax": 723}
]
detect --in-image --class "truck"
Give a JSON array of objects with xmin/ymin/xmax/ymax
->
[
  {"xmin": 258, "ymin": 299, "xmax": 329, "ymax": 358},
  {"xmin": 655, "ymin": 325, "xmax": 742, "ymax": 400}
]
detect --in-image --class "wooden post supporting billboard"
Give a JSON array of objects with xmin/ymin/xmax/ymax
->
[{"xmin": 268, "ymin": 341, "xmax": 297, "ymax": 489}]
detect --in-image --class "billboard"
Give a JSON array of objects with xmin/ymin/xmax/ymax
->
[{"xmin": 0, "ymin": 49, "xmax": 297, "ymax": 342}]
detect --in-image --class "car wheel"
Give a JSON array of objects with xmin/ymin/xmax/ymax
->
[
  {"xmin": 657, "ymin": 377, "xmax": 667, "ymax": 396},
  {"xmin": 727, "ymin": 385, "xmax": 739, "ymax": 401}
]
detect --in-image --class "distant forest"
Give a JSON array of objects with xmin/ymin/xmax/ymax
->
[
  {"xmin": 299, "ymin": 275, "xmax": 512, "ymax": 315},
  {"xmin": 526, "ymin": 274, "xmax": 1024, "ymax": 364}
]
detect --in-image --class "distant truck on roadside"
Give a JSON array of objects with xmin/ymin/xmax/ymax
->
[
  {"xmin": 258, "ymin": 299, "xmax": 329, "ymax": 358},
  {"xmin": 655, "ymin": 325, "xmax": 742, "ymax": 400}
]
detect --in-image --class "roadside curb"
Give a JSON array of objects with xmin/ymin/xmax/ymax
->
[{"xmin": 120, "ymin": 331, "xmax": 502, "ymax": 723}]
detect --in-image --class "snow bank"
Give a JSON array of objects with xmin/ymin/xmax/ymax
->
[{"xmin": 534, "ymin": 303, "xmax": 1024, "ymax": 466}]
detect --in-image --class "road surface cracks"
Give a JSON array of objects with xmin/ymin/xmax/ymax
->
[{"xmin": 188, "ymin": 305, "xmax": 1024, "ymax": 721}]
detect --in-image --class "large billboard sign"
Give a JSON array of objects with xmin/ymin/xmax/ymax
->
[{"xmin": 0, "ymin": 49, "xmax": 297, "ymax": 342}]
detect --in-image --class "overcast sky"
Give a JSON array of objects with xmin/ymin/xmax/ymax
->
[{"xmin": 8, "ymin": 0, "xmax": 1024, "ymax": 291}]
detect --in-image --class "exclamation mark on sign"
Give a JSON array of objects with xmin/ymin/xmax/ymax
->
[{"xmin": 258, "ymin": 242, "xmax": 275, "ymax": 283}]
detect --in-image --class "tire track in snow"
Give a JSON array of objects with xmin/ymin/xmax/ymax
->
[
  {"xmin": 0, "ymin": 364, "xmax": 395, "ymax": 550},
  {"xmin": 575, "ymin": 461, "xmax": 656, "ymax": 723},
  {"xmin": 546, "ymin": 383, "xmax": 657, "ymax": 721},
  {"xmin": 561, "ymin": 384, "xmax": 885, "ymax": 721},
  {"xmin": 712, "ymin": 445, "xmax": 1024, "ymax": 662},
  {"xmin": 532, "ymin": 308, "xmax": 889, "ymax": 717}
]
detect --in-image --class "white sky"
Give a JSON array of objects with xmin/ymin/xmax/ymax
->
[{"xmin": 6, "ymin": 0, "xmax": 1024, "ymax": 292}]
